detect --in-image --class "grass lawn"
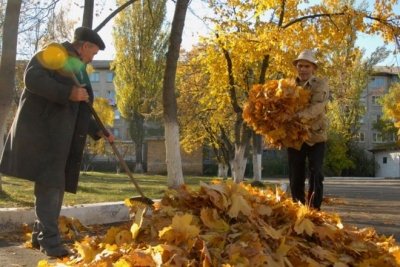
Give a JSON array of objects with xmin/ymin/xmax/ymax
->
[{"xmin": 0, "ymin": 172, "xmax": 222, "ymax": 209}]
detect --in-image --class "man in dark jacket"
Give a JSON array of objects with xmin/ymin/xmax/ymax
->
[{"xmin": 0, "ymin": 27, "xmax": 114, "ymax": 257}]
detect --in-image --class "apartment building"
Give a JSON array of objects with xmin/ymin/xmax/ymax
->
[
  {"xmin": 358, "ymin": 66, "xmax": 400, "ymax": 177},
  {"xmin": 90, "ymin": 60, "xmax": 130, "ymax": 141},
  {"xmin": 89, "ymin": 60, "xmax": 203, "ymax": 174},
  {"xmin": 357, "ymin": 66, "xmax": 400, "ymax": 150}
]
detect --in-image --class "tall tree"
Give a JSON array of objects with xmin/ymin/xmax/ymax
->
[
  {"xmin": 177, "ymin": 47, "xmax": 235, "ymax": 179},
  {"xmin": 112, "ymin": 0, "xmax": 168, "ymax": 173},
  {"xmin": 179, "ymin": 0, "xmax": 399, "ymax": 183},
  {"xmin": 0, "ymin": 0, "xmax": 23, "ymax": 191},
  {"xmin": 163, "ymin": 0, "xmax": 189, "ymax": 189}
]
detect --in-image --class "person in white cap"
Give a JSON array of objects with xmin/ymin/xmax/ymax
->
[{"xmin": 287, "ymin": 49, "xmax": 329, "ymax": 210}]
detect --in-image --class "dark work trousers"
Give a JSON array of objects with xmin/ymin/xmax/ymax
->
[
  {"xmin": 32, "ymin": 182, "xmax": 65, "ymax": 248},
  {"xmin": 287, "ymin": 141, "xmax": 326, "ymax": 210}
]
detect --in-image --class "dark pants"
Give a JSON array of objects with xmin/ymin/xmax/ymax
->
[
  {"xmin": 287, "ymin": 142, "xmax": 326, "ymax": 209},
  {"xmin": 32, "ymin": 182, "xmax": 65, "ymax": 248}
]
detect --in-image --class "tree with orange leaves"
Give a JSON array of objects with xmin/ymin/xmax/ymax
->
[{"xmin": 179, "ymin": 0, "xmax": 399, "ymax": 182}]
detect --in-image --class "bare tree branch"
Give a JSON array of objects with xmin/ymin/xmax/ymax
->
[{"xmin": 94, "ymin": 0, "xmax": 138, "ymax": 32}]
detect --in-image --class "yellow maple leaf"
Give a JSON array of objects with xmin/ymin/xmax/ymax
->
[
  {"xmin": 314, "ymin": 225, "xmax": 337, "ymax": 241},
  {"xmin": 130, "ymin": 206, "xmax": 146, "ymax": 239},
  {"xmin": 102, "ymin": 226, "xmax": 124, "ymax": 245},
  {"xmin": 128, "ymin": 249, "xmax": 156, "ymax": 266},
  {"xmin": 113, "ymin": 258, "xmax": 131, "ymax": 267},
  {"xmin": 75, "ymin": 239, "xmax": 97, "ymax": 263},
  {"xmin": 200, "ymin": 208, "xmax": 230, "ymax": 232},
  {"xmin": 255, "ymin": 203, "xmax": 273, "ymax": 216},
  {"xmin": 200, "ymin": 181, "xmax": 229, "ymax": 210},
  {"xmin": 294, "ymin": 217, "xmax": 315, "ymax": 236},
  {"xmin": 37, "ymin": 260, "xmax": 50, "ymax": 267},
  {"xmin": 115, "ymin": 229, "xmax": 132, "ymax": 246},
  {"xmin": 392, "ymin": 248, "xmax": 400, "ymax": 264},
  {"xmin": 276, "ymin": 237, "xmax": 292, "ymax": 256},
  {"xmin": 261, "ymin": 224, "xmax": 282, "ymax": 240},
  {"xmin": 228, "ymin": 195, "xmax": 252, "ymax": 218},
  {"xmin": 310, "ymin": 245, "xmax": 338, "ymax": 262},
  {"xmin": 159, "ymin": 213, "xmax": 200, "ymax": 245}
]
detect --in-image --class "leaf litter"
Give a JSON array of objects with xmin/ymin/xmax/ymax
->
[{"xmin": 13, "ymin": 180, "xmax": 400, "ymax": 266}]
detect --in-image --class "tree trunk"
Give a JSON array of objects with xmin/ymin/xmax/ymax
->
[
  {"xmin": 0, "ymin": 0, "xmax": 23, "ymax": 191},
  {"xmin": 218, "ymin": 163, "xmax": 229, "ymax": 180},
  {"xmin": 82, "ymin": 0, "xmax": 94, "ymax": 28},
  {"xmin": 162, "ymin": 0, "xmax": 188, "ymax": 189},
  {"xmin": 232, "ymin": 144, "xmax": 248, "ymax": 183},
  {"xmin": 134, "ymin": 141, "xmax": 144, "ymax": 173},
  {"xmin": 129, "ymin": 113, "xmax": 145, "ymax": 173},
  {"xmin": 0, "ymin": 123, "xmax": 4, "ymax": 191},
  {"xmin": 252, "ymin": 131, "xmax": 262, "ymax": 181}
]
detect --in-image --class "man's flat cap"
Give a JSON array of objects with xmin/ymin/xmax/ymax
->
[{"xmin": 74, "ymin": 26, "xmax": 105, "ymax": 50}]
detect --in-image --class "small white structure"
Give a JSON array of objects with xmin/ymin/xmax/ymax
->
[{"xmin": 370, "ymin": 147, "xmax": 400, "ymax": 178}]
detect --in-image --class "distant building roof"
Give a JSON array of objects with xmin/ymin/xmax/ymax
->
[
  {"xmin": 91, "ymin": 60, "xmax": 112, "ymax": 69},
  {"xmin": 373, "ymin": 66, "xmax": 400, "ymax": 75},
  {"xmin": 369, "ymin": 146, "xmax": 400, "ymax": 153}
]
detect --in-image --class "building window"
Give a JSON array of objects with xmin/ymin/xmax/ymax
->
[
  {"xmin": 371, "ymin": 96, "xmax": 382, "ymax": 106},
  {"xmin": 360, "ymin": 97, "xmax": 366, "ymax": 107},
  {"xmin": 360, "ymin": 115, "xmax": 365, "ymax": 124},
  {"xmin": 93, "ymin": 90, "xmax": 100, "ymax": 98},
  {"xmin": 373, "ymin": 133, "xmax": 385, "ymax": 143},
  {"xmin": 89, "ymin": 72, "xmax": 100, "ymax": 83},
  {"xmin": 371, "ymin": 114, "xmax": 381, "ymax": 123},
  {"xmin": 114, "ymin": 109, "xmax": 120, "ymax": 120},
  {"xmin": 355, "ymin": 132, "xmax": 365, "ymax": 142},
  {"xmin": 383, "ymin": 157, "xmax": 387, "ymax": 164},
  {"xmin": 107, "ymin": 91, "xmax": 116, "ymax": 106},
  {"xmin": 112, "ymin": 128, "xmax": 119, "ymax": 138},
  {"xmin": 388, "ymin": 133, "xmax": 397, "ymax": 142},
  {"xmin": 369, "ymin": 77, "xmax": 385, "ymax": 88},
  {"xmin": 106, "ymin": 72, "xmax": 115, "ymax": 83}
]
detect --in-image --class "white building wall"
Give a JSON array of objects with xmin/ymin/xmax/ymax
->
[{"xmin": 375, "ymin": 151, "xmax": 400, "ymax": 178}]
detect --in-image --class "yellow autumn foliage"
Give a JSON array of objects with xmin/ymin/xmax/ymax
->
[
  {"xmin": 34, "ymin": 180, "xmax": 400, "ymax": 267},
  {"xmin": 243, "ymin": 78, "xmax": 311, "ymax": 149}
]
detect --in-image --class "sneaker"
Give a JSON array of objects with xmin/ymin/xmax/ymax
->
[{"xmin": 40, "ymin": 245, "xmax": 69, "ymax": 258}]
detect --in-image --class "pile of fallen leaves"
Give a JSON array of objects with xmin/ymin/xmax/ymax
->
[
  {"xmin": 243, "ymin": 78, "xmax": 312, "ymax": 149},
  {"xmin": 30, "ymin": 180, "xmax": 400, "ymax": 266}
]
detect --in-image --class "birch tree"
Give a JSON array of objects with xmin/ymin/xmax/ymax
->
[{"xmin": 163, "ymin": 0, "xmax": 189, "ymax": 189}]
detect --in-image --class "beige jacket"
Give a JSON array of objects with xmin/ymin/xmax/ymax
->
[{"xmin": 296, "ymin": 76, "xmax": 329, "ymax": 146}]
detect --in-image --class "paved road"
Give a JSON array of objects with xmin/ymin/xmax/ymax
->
[
  {"xmin": 322, "ymin": 178, "xmax": 400, "ymax": 242},
  {"xmin": 0, "ymin": 178, "xmax": 399, "ymax": 266},
  {"xmin": 270, "ymin": 178, "xmax": 400, "ymax": 242}
]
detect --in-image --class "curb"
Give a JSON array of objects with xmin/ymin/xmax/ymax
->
[{"xmin": 0, "ymin": 202, "xmax": 129, "ymax": 233}]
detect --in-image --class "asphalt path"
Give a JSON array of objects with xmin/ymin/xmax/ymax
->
[
  {"xmin": 272, "ymin": 177, "xmax": 400, "ymax": 242},
  {"xmin": 322, "ymin": 178, "xmax": 400, "ymax": 242},
  {"xmin": 0, "ymin": 178, "xmax": 399, "ymax": 266}
]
